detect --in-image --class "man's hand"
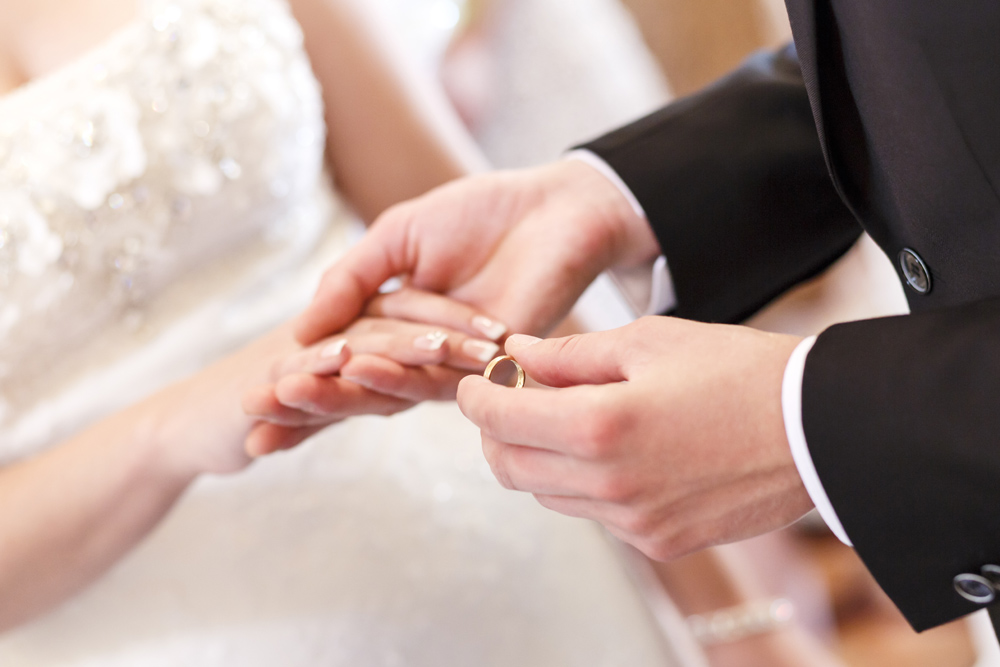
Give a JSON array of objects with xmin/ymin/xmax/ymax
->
[
  {"xmin": 456, "ymin": 317, "xmax": 813, "ymax": 560},
  {"xmin": 294, "ymin": 158, "xmax": 662, "ymax": 345}
]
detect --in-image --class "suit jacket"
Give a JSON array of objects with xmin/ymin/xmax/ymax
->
[{"xmin": 583, "ymin": 0, "xmax": 1000, "ymax": 633}]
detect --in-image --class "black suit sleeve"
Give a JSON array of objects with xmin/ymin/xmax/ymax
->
[
  {"xmin": 803, "ymin": 301, "xmax": 1000, "ymax": 631},
  {"xmin": 581, "ymin": 46, "xmax": 861, "ymax": 324}
]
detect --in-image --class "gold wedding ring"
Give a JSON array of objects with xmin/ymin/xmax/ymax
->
[{"xmin": 483, "ymin": 355, "xmax": 525, "ymax": 388}]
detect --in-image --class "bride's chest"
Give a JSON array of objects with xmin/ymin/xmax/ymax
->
[
  {"xmin": 0, "ymin": 0, "xmax": 329, "ymax": 414},
  {"xmin": 0, "ymin": 0, "xmax": 326, "ymax": 307}
]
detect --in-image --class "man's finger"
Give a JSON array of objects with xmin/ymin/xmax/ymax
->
[
  {"xmin": 293, "ymin": 212, "xmax": 413, "ymax": 345},
  {"xmin": 457, "ymin": 375, "xmax": 627, "ymax": 455},
  {"xmin": 504, "ymin": 329, "xmax": 630, "ymax": 389},
  {"xmin": 480, "ymin": 435, "xmax": 599, "ymax": 497},
  {"xmin": 532, "ymin": 494, "xmax": 610, "ymax": 522}
]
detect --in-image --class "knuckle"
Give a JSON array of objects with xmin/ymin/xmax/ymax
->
[
  {"xmin": 482, "ymin": 440, "xmax": 514, "ymax": 490},
  {"xmin": 592, "ymin": 471, "xmax": 634, "ymax": 503},
  {"xmin": 637, "ymin": 521, "xmax": 701, "ymax": 562},
  {"xmin": 574, "ymin": 409, "xmax": 623, "ymax": 459},
  {"xmin": 492, "ymin": 459, "xmax": 515, "ymax": 491},
  {"xmin": 548, "ymin": 333, "xmax": 586, "ymax": 365},
  {"xmin": 534, "ymin": 494, "xmax": 557, "ymax": 511},
  {"xmin": 628, "ymin": 316, "xmax": 656, "ymax": 339},
  {"xmin": 619, "ymin": 509, "xmax": 657, "ymax": 537},
  {"xmin": 480, "ymin": 402, "xmax": 509, "ymax": 439},
  {"xmin": 377, "ymin": 200, "xmax": 414, "ymax": 228},
  {"xmin": 641, "ymin": 539, "xmax": 680, "ymax": 563}
]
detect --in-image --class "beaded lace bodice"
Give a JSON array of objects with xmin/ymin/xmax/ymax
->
[{"xmin": 0, "ymin": 0, "xmax": 331, "ymax": 438}]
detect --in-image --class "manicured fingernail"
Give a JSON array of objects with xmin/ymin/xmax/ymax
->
[
  {"xmin": 506, "ymin": 334, "xmax": 542, "ymax": 351},
  {"xmin": 472, "ymin": 315, "xmax": 507, "ymax": 341},
  {"xmin": 463, "ymin": 339, "xmax": 500, "ymax": 363},
  {"xmin": 320, "ymin": 339, "xmax": 348, "ymax": 358},
  {"xmin": 414, "ymin": 331, "xmax": 449, "ymax": 351}
]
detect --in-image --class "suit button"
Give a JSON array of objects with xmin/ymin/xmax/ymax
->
[
  {"xmin": 982, "ymin": 564, "xmax": 1000, "ymax": 585},
  {"xmin": 899, "ymin": 248, "xmax": 932, "ymax": 294},
  {"xmin": 954, "ymin": 573, "xmax": 996, "ymax": 604}
]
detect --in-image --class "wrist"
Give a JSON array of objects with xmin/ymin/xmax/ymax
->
[
  {"xmin": 107, "ymin": 400, "xmax": 202, "ymax": 495},
  {"xmin": 556, "ymin": 157, "xmax": 662, "ymax": 270},
  {"xmin": 141, "ymin": 379, "xmax": 228, "ymax": 483}
]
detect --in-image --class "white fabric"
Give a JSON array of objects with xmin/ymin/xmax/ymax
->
[
  {"xmin": 565, "ymin": 149, "xmax": 677, "ymax": 316},
  {"xmin": 0, "ymin": 1, "xmax": 689, "ymax": 665},
  {"xmin": 782, "ymin": 336, "xmax": 853, "ymax": 546},
  {"xmin": 970, "ymin": 609, "xmax": 1000, "ymax": 667}
]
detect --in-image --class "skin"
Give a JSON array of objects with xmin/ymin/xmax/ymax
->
[
  {"xmin": 458, "ymin": 325, "xmax": 811, "ymax": 560},
  {"xmin": 253, "ymin": 159, "xmax": 660, "ymax": 448},
  {"xmin": 258, "ymin": 158, "xmax": 836, "ymax": 667},
  {"xmin": 259, "ymin": 158, "xmax": 815, "ymax": 558},
  {"xmin": 0, "ymin": 0, "xmax": 497, "ymax": 630}
]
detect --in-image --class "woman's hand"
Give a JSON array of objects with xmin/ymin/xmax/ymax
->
[{"xmin": 242, "ymin": 288, "xmax": 511, "ymax": 457}]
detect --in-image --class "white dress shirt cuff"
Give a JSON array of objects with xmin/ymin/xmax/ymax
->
[
  {"xmin": 564, "ymin": 149, "xmax": 678, "ymax": 316},
  {"xmin": 782, "ymin": 335, "xmax": 854, "ymax": 546}
]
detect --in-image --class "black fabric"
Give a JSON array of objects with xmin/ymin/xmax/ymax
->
[
  {"xmin": 582, "ymin": 0, "xmax": 1000, "ymax": 634},
  {"xmin": 803, "ymin": 302, "xmax": 1000, "ymax": 630},
  {"xmin": 796, "ymin": 0, "xmax": 1000, "ymax": 631},
  {"xmin": 584, "ymin": 47, "xmax": 860, "ymax": 324}
]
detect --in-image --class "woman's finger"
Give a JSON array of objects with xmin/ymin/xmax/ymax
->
[
  {"xmin": 277, "ymin": 319, "xmax": 501, "ymax": 379},
  {"xmin": 274, "ymin": 373, "xmax": 416, "ymax": 417},
  {"xmin": 242, "ymin": 384, "xmax": 337, "ymax": 426},
  {"xmin": 364, "ymin": 287, "xmax": 508, "ymax": 341},
  {"xmin": 245, "ymin": 423, "xmax": 330, "ymax": 458},
  {"xmin": 340, "ymin": 354, "xmax": 469, "ymax": 402},
  {"xmin": 347, "ymin": 318, "xmax": 501, "ymax": 369}
]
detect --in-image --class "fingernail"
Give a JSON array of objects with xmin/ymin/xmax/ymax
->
[
  {"xmin": 463, "ymin": 339, "xmax": 500, "ymax": 363},
  {"xmin": 320, "ymin": 339, "xmax": 348, "ymax": 359},
  {"xmin": 472, "ymin": 315, "xmax": 507, "ymax": 341},
  {"xmin": 414, "ymin": 331, "xmax": 449, "ymax": 351},
  {"xmin": 506, "ymin": 334, "xmax": 542, "ymax": 351}
]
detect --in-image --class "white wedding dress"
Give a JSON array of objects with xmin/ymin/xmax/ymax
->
[{"xmin": 0, "ymin": 0, "xmax": 698, "ymax": 664}]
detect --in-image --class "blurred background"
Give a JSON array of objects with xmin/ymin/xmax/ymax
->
[{"xmin": 369, "ymin": 0, "xmax": 981, "ymax": 664}]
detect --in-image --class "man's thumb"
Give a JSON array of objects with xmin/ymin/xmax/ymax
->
[{"xmin": 505, "ymin": 332, "xmax": 628, "ymax": 388}]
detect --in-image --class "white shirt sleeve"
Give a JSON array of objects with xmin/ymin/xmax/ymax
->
[
  {"xmin": 564, "ymin": 149, "xmax": 677, "ymax": 316},
  {"xmin": 782, "ymin": 336, "xmax": 854, "ymax": 546}
]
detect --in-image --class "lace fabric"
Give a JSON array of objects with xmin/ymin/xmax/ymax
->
[{"xmin": 0, "ymin": 0, "xmax": 331, "ymax": 445}]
